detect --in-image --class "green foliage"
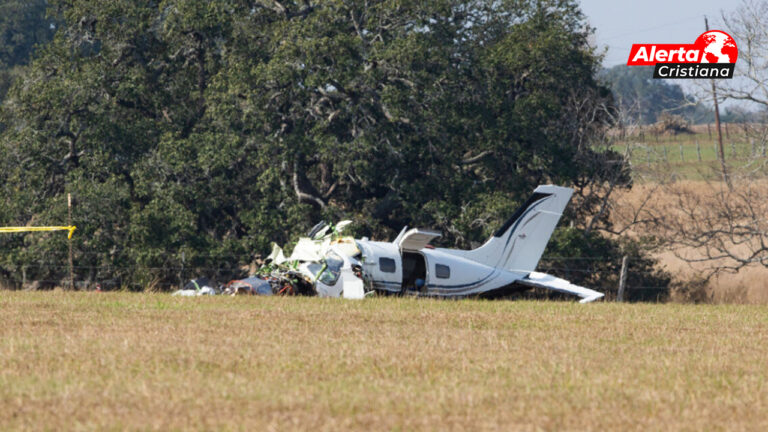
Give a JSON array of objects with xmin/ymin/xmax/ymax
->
[
  {"xmin": 0, "ymin": 0, "xmax": 669, "ymax": 295},
  {"xmin": 0, "ymin": 0, "xmax": 57, "ymax": 102},
  {"xmin": 600, "ymin": 64, "xmax": 706, "ymax": 125},
  {"xmin": 0, "ymin": 0, "xmax": 56, "ymax": 67}
]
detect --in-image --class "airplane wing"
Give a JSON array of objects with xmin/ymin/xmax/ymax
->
[{"xmin": 517, "ymin": 272, "xmax": 605, "ymax": 303}]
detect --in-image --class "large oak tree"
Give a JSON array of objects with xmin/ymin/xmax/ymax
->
[{"xmin": 0, "ymin": 0, "xmax": 668, "ymax": 297}]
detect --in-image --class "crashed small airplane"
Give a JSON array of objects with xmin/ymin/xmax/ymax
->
[{"xmin": 245, "ymin": 185, "xmax": 604, "ymax": 303}]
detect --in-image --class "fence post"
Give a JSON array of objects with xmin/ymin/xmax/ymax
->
[
  {"xmin": 679, "ymin": 143, "xmax": 684, "ymax": 162},
  {"xmin": 707, "ymin": 123, "xmax": 712, "ymax": 139},
  {"xmin": 647, "ymin": 147, "xmax": 652, "ymax": 168},
  {"xmin": 663, "ymin": 145, "xmax": 668, "ymax": 162},
  {"xmin": 696, "ymin": 139, "xmax": 702, "ymax": 161},
  {"xmin": 617, "ymin": 256, "xmax": 629, "ymax": 302},
  {"xmin": 179, "ymin": 251, "xmax": 185, "ymax": 290},
  {"xmin": 751, "ymin": 138, "xmax": 756, "ymax": 157},
  {"xmin": 67, "ymin": 193, "xmax": 74, "ymax": 291}
]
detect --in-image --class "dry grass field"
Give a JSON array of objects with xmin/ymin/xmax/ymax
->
[
  {"xmin": 611, "ymin": 181, "xmax": 768, "ymax": 303},
  {"xmin": 2, "ymin": 291, "xmax": 768, "ymax": 431}
]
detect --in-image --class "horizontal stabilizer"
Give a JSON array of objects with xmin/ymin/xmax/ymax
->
[{"xmin": 517, "ymin": 272, "xmax": 604, "ymax": 303}]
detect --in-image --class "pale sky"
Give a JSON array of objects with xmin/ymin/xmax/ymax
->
[{"xmin": 579, "ymin": 0, "xmax": 736, "ymax": 67}]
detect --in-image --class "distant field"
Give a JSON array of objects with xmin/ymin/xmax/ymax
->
[
  {"xmin": 612, "ymin": 126, "xmax": 767, "ymax": 181},
  {"xmin": 2, "ymin": 292, "xmax": 767, "ymax": 430}
]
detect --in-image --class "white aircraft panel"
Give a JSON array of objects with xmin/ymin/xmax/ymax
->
[{"xmin": 397, "ymin": 228, "xmax": 442, "ymax": 251}]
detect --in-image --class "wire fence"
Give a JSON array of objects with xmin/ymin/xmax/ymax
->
[
  {"xmin": 616, "ymin": 126, "xmax": 768, "ymax": 180},
  {"xmin": 0, "ymin": 253, "xmax": 673, "ymax": 296}
]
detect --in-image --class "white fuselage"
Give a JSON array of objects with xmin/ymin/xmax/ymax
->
[
  {"xmin": 294, "ymin": 185, "xmax": 604, "ymax": 303},
  {"xmin": 356, "ymin": 240, "xmax": 527, "ymax": 297}
]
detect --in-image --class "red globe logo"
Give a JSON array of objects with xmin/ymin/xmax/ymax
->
[{"xmin": 695, "ymin": 30, "xmax": 738, "ymax": 63}]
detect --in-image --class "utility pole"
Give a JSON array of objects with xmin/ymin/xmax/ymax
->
[{"xmin": 705, "ymin": 16, "xmax": 731, "ymax": 189}]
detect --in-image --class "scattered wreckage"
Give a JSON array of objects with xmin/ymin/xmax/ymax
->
[{"xmin": 174, "ymin": 185, "xmax": 605, "ymax": 303}]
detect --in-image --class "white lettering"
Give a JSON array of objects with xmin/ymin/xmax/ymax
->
[
  {"xmin": 632, "ymin": 46, "xmax": 649, "ymax": 62},
  {"xmin": 654, "ymin": 64, "xmax": 733, "ymax": 79}
]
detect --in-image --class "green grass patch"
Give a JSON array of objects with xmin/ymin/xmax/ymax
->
[{"xmin": 613, "ymin": 131, "xmax": 767, "ymax": 181}]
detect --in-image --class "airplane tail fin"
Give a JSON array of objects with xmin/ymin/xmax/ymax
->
[{"xmin": 463, "ymin": 185, "xmax": 573, "ymax": 274}]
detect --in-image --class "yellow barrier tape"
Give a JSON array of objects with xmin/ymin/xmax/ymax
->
[{"xmin": 0, "ymin": 226, "xmax": 77, "ymax": 239}]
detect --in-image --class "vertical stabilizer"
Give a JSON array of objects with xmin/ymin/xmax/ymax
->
[{"xmin": 458, "ymin": 185, "xmax": 573, "ymax": 273}]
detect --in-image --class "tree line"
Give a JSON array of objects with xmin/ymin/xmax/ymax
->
[{"xmin": 0, "ymin": 0, "xmax": 669, "ymax": 298}]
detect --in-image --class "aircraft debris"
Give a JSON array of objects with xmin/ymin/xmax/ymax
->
[
  {"xmin": 172, "ymin": 278, "xmax": 218, "ymax": 296},
  {"xmin": 176, "ymin": 186, "xmax": 605, "ymax": 302}
]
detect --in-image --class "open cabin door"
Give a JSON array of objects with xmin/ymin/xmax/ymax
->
[
  {"xmin": 395, "ymin": 228, "xmax": 442, "ymax": 252},
  {"xmin": 395, "ymin": 228, "xmax": 440, "ymax": 293}
]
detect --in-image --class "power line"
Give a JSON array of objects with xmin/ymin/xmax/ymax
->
[{"xmin": 599, "ymin": 15, "xmax": 704, "ymax": 41}]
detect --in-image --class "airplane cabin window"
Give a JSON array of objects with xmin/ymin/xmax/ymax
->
[
  {"xmin": 379, "ymin": 257, "xmax": 396, "ymax": 273},
  {"xmin": 435, "ymin": 264, "xmax": 450, "ymax": 279},
  {"xmin": 308, "ymin": 251, "xmax": 344, "ymax": 285}
]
